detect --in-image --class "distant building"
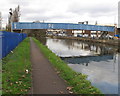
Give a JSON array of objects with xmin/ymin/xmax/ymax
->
[
  {"xmin": 0, "ymin": 12, "xmax": 2, "ymax": 30},
  {"xmin": 78, "ymin": 21, "xmax": 88, "ymax": 24},
  {"xmin": 118, "ymin": 1, "xmax": 120, "ymax": 28},
  {"xmin": 118, "ymin": 1, "xmax": 120, "ymax": 35}
]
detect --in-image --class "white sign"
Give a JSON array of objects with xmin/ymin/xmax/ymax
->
[{"xmin": 48, "ymin": 24, "xmax": 54, "ymax": 28}]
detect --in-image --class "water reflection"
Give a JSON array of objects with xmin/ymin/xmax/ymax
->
[
  {"xmin": 46, "ymin": 38, "xmax": 118, "ymax": 57},
  {"xmin": 45, "ymin": 38, "xmax": 119, "ymax": 94},
  {"xmin": 68, "ymin": 55, "xmax": 118, "ymax": 94},
  {"xmin": 61, "ymin": 55, "xmax": 114, "ymax": 65}
]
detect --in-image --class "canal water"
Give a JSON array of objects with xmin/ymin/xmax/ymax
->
[{"xmin": 44, "ymin": 37, "xmax": 119, "ymax": 94}]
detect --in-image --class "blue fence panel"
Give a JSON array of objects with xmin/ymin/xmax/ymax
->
[
  {"xmin": 0, "ymin": 31, "xmax": 27, "ymax": 59},
  {"xmin": 0, "ymin": 32, "xmax": 2, "ymax": 59}
]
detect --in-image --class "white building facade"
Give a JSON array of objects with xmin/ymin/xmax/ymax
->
[
  {"xmin": 118, "ymin": 1, "xmax": 120, "ymax": 28},
  {"xmin": 0, "ymin": 12, "xmax": 2, "ymax": 30}
]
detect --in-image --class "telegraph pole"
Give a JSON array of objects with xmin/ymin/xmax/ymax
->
[{"xmin": 9, "ymin": 8, "xmax": 13, "ymax": 32}]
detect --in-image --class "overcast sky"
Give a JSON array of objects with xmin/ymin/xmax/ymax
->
[{"xmin": 0, "ymin": 0, "xmax": 119, "ymax": 27}]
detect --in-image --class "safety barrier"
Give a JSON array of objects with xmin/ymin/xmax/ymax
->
[{"xmin": 0, "ymin": 31, "xmax": 27, "ymax": 59}]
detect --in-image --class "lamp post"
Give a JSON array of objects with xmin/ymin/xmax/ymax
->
[{"xmin": 9, "ymin": 8, "xmax": 13, "ymax": 32}]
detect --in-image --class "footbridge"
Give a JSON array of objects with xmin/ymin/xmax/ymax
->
[
  {"xmin": 12, "ymin": 22, "xmax": 114, "ymax": 32},
  {"xmin": 12, "ymin": 22, "xmax": 115, "ymax": 38}
]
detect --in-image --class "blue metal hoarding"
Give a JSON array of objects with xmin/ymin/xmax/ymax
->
[{"xmin": 0, "ymin": 31, "xmax": 27, "ymax": 59}]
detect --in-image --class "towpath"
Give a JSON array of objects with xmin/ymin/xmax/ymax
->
[{"xmin": 30, "ymin": 38, "xmax": 69, "ymax": 94}]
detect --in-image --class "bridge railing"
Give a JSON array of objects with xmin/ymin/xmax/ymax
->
[
  {"xmin": 0, "ymin": 31, "xmax": 27, "ymax": 59},
  {"xmin": 12, "ymin": 22, "xmax": 115, "ymax": 32}
]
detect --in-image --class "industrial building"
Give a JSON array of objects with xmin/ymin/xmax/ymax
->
[
  {"xmin": 0, "ymin": 12, "xmax": 2, "ymax": 30},
  {"xmin": 118, "ymin": 1, "xmax": 120, "ymax": 28}
]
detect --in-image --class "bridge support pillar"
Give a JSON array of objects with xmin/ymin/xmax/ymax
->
[
  {"xmin": 66, "ymin": 29, "xmax": 73, "ymax": 36},
  {"xmin": 84, "ymin": 30, "xmax": 91, "ymax": 37},
  {"xmin": 96, "ymin": 31, "xmax": 98, "ymax": 37},
  {"xmin": 82, "ymin": 30, "xmax": 84, "ymax": 36}
]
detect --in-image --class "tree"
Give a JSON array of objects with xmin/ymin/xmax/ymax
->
[
  {"xmin": 8, "ymin": 5, "xmax": 20, "ymax": 32},
  {"xmin": 12, "ymin": 5, "xmax": 20, "ymax": 22}
]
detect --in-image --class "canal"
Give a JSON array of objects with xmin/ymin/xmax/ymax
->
[{"xmin": 41, "ymin": 37, "xmax": 119, "ymax": 94}]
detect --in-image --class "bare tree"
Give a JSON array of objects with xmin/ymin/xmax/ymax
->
[
  {"xmin": 12, "ymin": 5, "xmax": 20, "ymax": 22},
  {"xmin": 8, "ymin": 5, "xmax": 20, "ymax": 31}
]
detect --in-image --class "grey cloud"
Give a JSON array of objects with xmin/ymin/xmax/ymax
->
[
  {"xmin": 68, "ymin": 2, "xmax": 117, "ymax": 17},
  {"xmin": 22, "ymin": 14, "xmax": 51, "ymax": 21},
  {"xmin": 21, "ymin": 6, "xmax": 71, "ymax": 21},
  {"xmin": 8, "ymin": 0, "xmax": 30, "ymax": 6},
  {"xmin": 22, "ymin": 13, "xmax": 71, "ymax": 22},
  {"xmin": 21, "ymin": 8, "xmax": 48, "ymax": 17},
  {"xmin": 49, "ymin": 14, "xmax": 71, "ymax": 19}
]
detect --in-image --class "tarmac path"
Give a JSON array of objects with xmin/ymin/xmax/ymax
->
[{"xmin": 30, "ymin": 38, "xmax": 69, "ymax": 94}]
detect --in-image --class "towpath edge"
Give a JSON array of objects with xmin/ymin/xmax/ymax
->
[{"xmin": 30, "ymin": 37, "xmax": 69, "ymax": 94}]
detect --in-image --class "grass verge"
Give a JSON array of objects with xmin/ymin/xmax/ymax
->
[
  {"xmin": 32, "ymin": 37, "xmax": 102, "ymax": 94},
  {"xmin": 2, "ymin": 37, "xmax": 31, "ymax": 95}
]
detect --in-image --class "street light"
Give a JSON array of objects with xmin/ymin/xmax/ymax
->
[{"xmin": 9, "ymin": 8, "xmax": 13, "ymax": 32}]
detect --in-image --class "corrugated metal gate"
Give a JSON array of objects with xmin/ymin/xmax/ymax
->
[{"xmin": 0, "ymin": 31, "xmax": 27, "ymax": 59}]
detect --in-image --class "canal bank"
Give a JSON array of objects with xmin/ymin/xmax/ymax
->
[
  {"xmin": 3, "ymin": 36, "xmax": 118, "ymax": 94},
  {"xmin": 44, "ymin": 37, "xmax": 119, "ymax": 94},
  {"xmin": 33, "ymin": 37, "xmax": 101, "ymax": 94},
  {"xmin": 2, "ymin": 38, "xmax": 31, "ymax": 94},
  {"xmin": 48, "ymin": 36, "xmax": 119, "ymax": 47}
]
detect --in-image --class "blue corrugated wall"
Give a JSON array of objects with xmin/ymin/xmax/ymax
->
[
  {"xmin": 12, "ymin": 22, "xmax": 115, "ymax": 32},
  {"xmin": 0, "ymin": 31, "xmax": 27, "ymax": 59}
]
